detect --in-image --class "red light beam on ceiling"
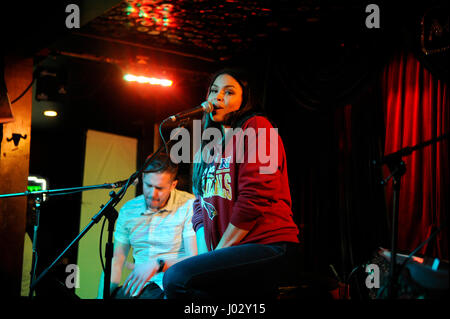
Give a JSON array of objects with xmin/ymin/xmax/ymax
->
[{"xmin": 123, "ymin": 73, "xmax": 173, "ymax": 87}]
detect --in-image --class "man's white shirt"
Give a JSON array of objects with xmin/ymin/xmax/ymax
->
[{"xmin": 114, "ymin": 188, "xmax": 196, "ymax": 289}]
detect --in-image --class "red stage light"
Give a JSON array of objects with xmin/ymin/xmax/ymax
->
[{"xmin": 123, "ymin": 74, "xmax": 173, "ymax": 87}]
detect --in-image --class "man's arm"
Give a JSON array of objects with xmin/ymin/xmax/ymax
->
[
  {"xmin": 158, "ymin": 211, "xmax": 200, "ymax": 273},
  {"xmin": 159, "ymin": 223, "xmax": 199, "ymax": 272},
  {"xmin": 122, "ymin": 247, "xmax": 197, "ymax": 297},
  {"xmin": 122, "ymin": 205, "xmax": 199, "ymax": 297},
  {"xmin": 144, "ymin": 228, "xmax": 198, "ymax": 279}
]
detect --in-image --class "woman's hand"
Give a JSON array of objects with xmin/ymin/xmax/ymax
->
[{"xmin": 215, "ymin": 223, "xmax": 249, "ymax": 250}]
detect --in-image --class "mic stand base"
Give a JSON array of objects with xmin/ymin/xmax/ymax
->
[
  {"xmin": 102, "ymin": 192, "xmax": 119, "ymax": 300},
  {"xmin": 30, "ymin": 193, "xmax": 120, "ymax": 296},
  {"xmin": 29, "ymin": 195, "xmax": 42, "ymax": 298},
  {"xmin": 385, "ymin": 159, "xmax": 406, "ymax": 300}
]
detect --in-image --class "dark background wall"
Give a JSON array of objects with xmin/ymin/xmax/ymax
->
[{"xmin": 1, "ymin": 0, "xmax": 448, "ymax": 299}]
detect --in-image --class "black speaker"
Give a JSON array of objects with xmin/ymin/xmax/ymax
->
[
  {"xmin": 35, "ymin": 68, "xmax": 67, "ymax": 102},
  {"xmin": 364, "ymin": 248, "xmax": 449, "ymax": 299}
]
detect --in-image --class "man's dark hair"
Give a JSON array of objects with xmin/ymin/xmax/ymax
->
[{"xmin": 143, "ymin": 152, "xmax": 178, "ymax": 180}]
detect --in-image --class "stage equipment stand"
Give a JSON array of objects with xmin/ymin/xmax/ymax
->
[
  {"xmin": 374, "ymin": 132, "xmax": 448, "ymax": 299},
  {"xmin": 0, "ymin": 180, "xmax": 135, "ymax": 298}
]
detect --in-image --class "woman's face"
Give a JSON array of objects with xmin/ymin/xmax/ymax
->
[{"xmin": 207, "ymin": 73, "xmax": 243, "ymax": 123}]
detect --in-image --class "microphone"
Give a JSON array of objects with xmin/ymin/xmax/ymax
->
[
  {"xmin": 166, "ymin": 101, "xmax": 213, "ymax": 122},
  {"xmin": 110, "ymin": 177, "xmax": 138, "ymax": 188}
]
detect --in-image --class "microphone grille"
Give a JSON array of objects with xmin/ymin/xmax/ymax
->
[{"xmin": 201, "ymin": 101, "xmax": 213, "ymax": 113}]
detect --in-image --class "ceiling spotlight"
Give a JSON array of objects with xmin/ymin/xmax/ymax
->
[
  {"xmin": 43, "ymin": 110, "xmax": 58, "ymax": 117},
  {"xmin": 123, "ymin": 74, "xmax": 173, "ymax": 87}
]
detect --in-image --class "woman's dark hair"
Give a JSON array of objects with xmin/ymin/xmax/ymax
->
[{"xmin": 192, "ymin": 68, "xmax": 264, "ymax": 197}]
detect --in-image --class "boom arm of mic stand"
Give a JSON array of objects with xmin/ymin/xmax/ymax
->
[
  {"xmin": 374, "ymin": 132, "xmax": 449, "ymax": 167},
  {"xmin": 375, "ymin": 132, "xmax": 449, "ymax": 299}
]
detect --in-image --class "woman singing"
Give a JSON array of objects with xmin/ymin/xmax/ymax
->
[{"xmin": 163, "ymin": 68, "xmax": 302, "ymax": 299}]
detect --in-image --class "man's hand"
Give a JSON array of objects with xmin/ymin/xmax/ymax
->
[{"xmin": 122, "ymin": 260, "xmax": 159, "ymax": 297}]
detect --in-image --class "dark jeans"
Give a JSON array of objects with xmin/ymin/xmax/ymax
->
[
  {"xmin": 163, "ymin": 242, "xmax": 302, "ymax": 299},
  {"xmin": 112, "ymin": 282, "xmax": 164, "ymax": 299}
]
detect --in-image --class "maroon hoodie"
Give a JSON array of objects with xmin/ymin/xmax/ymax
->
[{"xmin": 192, "ymin": 115, "xmax": 299, "ymax": 250}]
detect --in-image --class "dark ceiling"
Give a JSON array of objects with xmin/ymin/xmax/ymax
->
[
  {"xmin": 76, "ymin": 0, "xmax": 341, "ymax": 62},
  {"xmin": 3, "ymin": 0, "xmax": 407, "ymax": 65},
  {"xmin": 63, "ymin": 0, "xmax": 391, "ymax": 65},
  {"xmin": 2, "ymin": 0, "xmax": 439, "ymax": 134}
]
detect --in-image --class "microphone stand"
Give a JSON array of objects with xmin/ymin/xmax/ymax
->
[
  {"xmin": 374, "ymin": 132, "xmax": 448, "ymax": 299},
  {"xmin": 0, "ymin": 181, "xmax": 133, "ymax": 298},
  {"xmin": 30, "ymin": 194, "xmax": 42, "ymax": 298}
]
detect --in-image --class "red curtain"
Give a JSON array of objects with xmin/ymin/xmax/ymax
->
[{"xmin": 382, "ymin": 52, "xmax": 449, "ymax": 260}]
